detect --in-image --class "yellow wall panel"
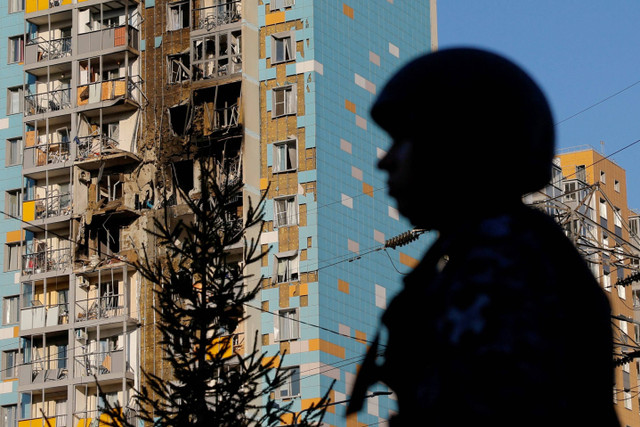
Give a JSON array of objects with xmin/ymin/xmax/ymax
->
[
  {"xmin": 6, "ymin": 230, "xmax": 22, "ymax": 243},
  {"xmin": 265, "ymin": 11, "xmax": 285, "ymax": 26},
  {"xmin": 37, "ymin": 0, "xmax": 48, "ymax": 11},
  {"xmin": 22, "ymin": 201, "xmax": 35, "ymax": 222},
  {"xmin": 25, "ymin": 0, "xmax": 37, "ymax": 13}
]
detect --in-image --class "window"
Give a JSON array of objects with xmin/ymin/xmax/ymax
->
[
  {"xmin": 2, "ymin": 350, "xmax": 17, "ymax": 379},
  {"xmin": 614, "ymin": 207, "xmax": 622, "ymax": 229},
  {"xmin": 563, "ymin": 182, "xmax": 576, "ymax": 202},
  {"xmin": 273, "ymin": 139, "xmax": 297, "ymax": 173},
  {"xmin": 271, "ymin": 0, "xmax": 295, "ymax": 10},
  {"xmin": 191, "ymin": 30, "xmax": 242, "ymax": 80},
  {"xmin": 277, "ymin": 308, "xmax": 299, "ymax": 341},
  {"xmin": 600, "ymin": 170, "xmax": 606, "ymax": 183},
  {"xmin": 278, "ymin": 367, "xmax": 300, "ymax": 399},
  {"xmin": 5, "ymin": 189, "xmax": 21, "ymax": 219},
  {"xmin": 9, "ymin": 0, "xmax": 24, "ymax": 13},
  {"xmin": 8, "ymin": 36, "xmax": 24, "ymax": 64},
  {"xmin": 274, "ymin": 196, "xmax": 298, "ymax": 227},
  {"xmin": 615, "ymin": 180, "xmax": 620, "ymax": 192},
  {"xmin": 168, "ymin": 53, "xmax": 190, "ymax": 83},
  {"xmin": 4, "ymin": 243, "xmax": 20, "ymax": 273},
  {"xmin": 275, "ymin": 252, "xmax": 299, "ymax": 283},
  {"xmin": 272, "ymin": 85, "xmax": 296, "ymax": 117},
  {"xmin": 0, "ymin": 405, "xmax": 16, "ymax": 427},
  {"xmin": 271, "ymin": 32, "xmax": 294, "ymax": 64},
  {"xmin": 167, "ymin": 2, "xmax": 190, "ymax": 30},
  {"xmin": 2, "ymin": 296, "xmax": 19, "ymax": 325},
  {"xmin": 599, "ymin": 198, "xmax": 608, "ymax": 219},
  {"xmin": 6, "ymin": 138, "xmax": 22, "ymax": 166},
  {"xmin": 7, "ymin": 87, "xmax": 22, "ymax": 115}
]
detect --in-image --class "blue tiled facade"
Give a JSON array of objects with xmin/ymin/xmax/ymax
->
[
  {"xmin": 0, "ymin": 0, "xmax": 26, "ymax": 423},
  {"xmin": 259, "ymin": 1, "xmax": 435, "ymax": 424}
]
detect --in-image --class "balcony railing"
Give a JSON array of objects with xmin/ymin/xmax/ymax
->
[
  {"xmin": 18, "ymin": 356, "xmax": 68, "ymax": 385},
  {"xmin": 77, "ymin": 75, "xmax": 143, "ymax": 107},
  {"xmin": 77, "ymin": 24, "xmax": 139, "ymax": 54},
  {"xmin": 22, "ymin": 247, "xmax": 71, "ymax": 275},
  {"xmin": 25, "ymin": 36, "xmax": 72, "ymax": 64},
  {"xmin": 74, "ymin": 348, "xmax": 126, "ymax": 377},
  {"xmin": 193, "ymin": 0, "xmax": 241, "ymax": 31},
  {"xmin": 75, "ymin": 293, "xmax": 125, "ymax": 322},
  {"xmin": 25, "ymin": 192, "xmax": 72, "ymax": 221},
  {"xmin": 75, "ymin": 134, "xmax": 119, "ymax": 161},
  {"xmin": 25, "ymin": 88, "xmax": 72, "ymax": 116},
  {"xmin": 20, "ymin": 301, "xmax": 69, "ymax": 330},
  {"xmin": 24, "ymin": 141, "xmax": 70, "ymax": 168}
]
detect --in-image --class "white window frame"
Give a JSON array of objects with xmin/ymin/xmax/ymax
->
[
  {"xmin": 276, "ymin": 308, "xmax": 299, "ymax": 341},
  {"xmin": 614, "ymin": 207, "xmax": 622, "ymax": 228},
  {"xmin": 8, "ymin": 35, "xmax": 23, "ymax": 64},
  {"xmin": 2, "ymin": 296, "xmax": 19, "ymax": 325},
  {"xmin": 272, "ymin": 85, "xmax": 297, "ymax": 118},
  {"xmin": 6, "ymin": 137, "xmax": 22, "ymax": 167},
  {"xmin": 271, "ymin": 0, "xmax": 295, "ymax": 10},
  {"xmin": 0, "ymin": 404, "xmax": 17, "ymax": 427},
  {"xmin": 4, "ymin": 243, "xmax": 20, "ymax": 273},
  {"xmin": 275, "ymin": 251, "xmax": 299, "ymax": 283},
  {"xmin": 271, "ymin": 31, "xmax": 294, "ymax": 64},
  {"xmin": 274, "ymin": 195, "xmax": 298, "ymax": 228},
  {"xmin": 599, "ymin": 198, "xmax": 607, "ymax": 219},
  {"xmin": 167, "ymin": 1, "xmax": 190, "ymax": 31},
  {"xmin": 9, "ymin": 0, "xmax": 24, "ymax": 13},
  {"xmin": 2, "ymin": 350, "xmax": 17, "ymax": 380},
  {"xmin": 5, "ymin": 188, "xmax": 22, "ymax": 219},
  {"xmin": 7, "ymin": 87, "xmax": 23, "ymax": 115},
  {"xmin": 278, "ymin": 367, "xmax": 300, "ymax": 399},
  {"xmin": 168, "ymin": 53, "xmax": 191, "ymax": 83},
  {"xmin": 273, "ymin": 139, "xmax": 297, "ymax": 173}
]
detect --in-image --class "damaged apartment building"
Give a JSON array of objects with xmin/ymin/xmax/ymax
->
[{"xmin": 0, "ymin": 0, "xmax": 436, "ymax": 426}]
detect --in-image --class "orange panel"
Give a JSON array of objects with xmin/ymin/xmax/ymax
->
[{"xmin": 265, "ymin": 11, "xmax": 285, "ymax": 26}]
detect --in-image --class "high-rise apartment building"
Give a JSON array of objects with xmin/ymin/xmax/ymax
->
[
  {"xmin": 526, "ymin": 146, "xmax": 640, "ymax": 427},
  {"xmin": 2, "ymin": 0, "xmax": 436, "ymax": 426}
]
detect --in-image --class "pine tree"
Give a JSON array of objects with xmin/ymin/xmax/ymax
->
[{"xmin": 102, "ymin": 156, "xmax": 331, "ymax": 426}]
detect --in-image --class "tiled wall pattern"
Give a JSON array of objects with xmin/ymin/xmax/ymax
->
[
  {"xmin": 259, "ymin": 1, "xmax": 434, "ymax": 425},
  {"xmin": 0, "ymin": 2, "xmax": 27, "ymax": 414}
]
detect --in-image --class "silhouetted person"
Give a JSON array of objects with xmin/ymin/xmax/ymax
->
[{"xmin": 347, "ymin": 48, "xmax": 620, "ymax": 426}]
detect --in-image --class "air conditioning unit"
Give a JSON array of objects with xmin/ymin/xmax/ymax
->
[
  {"xmin": 76, "ymin": 329, "xmax": 87, "ymax": 342},
  {"xmin": 284, "ymin": 0, "xmax": 295, "ymax": 7}
]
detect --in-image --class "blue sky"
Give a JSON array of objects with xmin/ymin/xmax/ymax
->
[{"xmin": 437, "ymin": 1, "xmax": 640, "ymax": 210}]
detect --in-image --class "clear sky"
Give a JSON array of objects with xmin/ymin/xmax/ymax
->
[{"xmin": 436, "ymin": 1, "xmax": 640, "ymax": 210}]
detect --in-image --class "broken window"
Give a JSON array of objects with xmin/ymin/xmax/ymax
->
[
  {"xmin": 168, "ymin": 53, "xmax": 191, "ymax": 83},
  {"xmin": 271, "ymin": 32, "xmax": 294, "ymax": 64},
  {"xmin": 192, "ymin": 29, "xmax": 242, "ymax": 80},
  {"xmin": 173, "ymin": 159, "xmax": 194, "ymax": 196},
  {"xmin": 167, "ymin": 1, "xmax": 190, "ymax": 31},
  {"xmin": 273, "ymin": 139, "xmax": 297, "ymax": 173},
  {"xmin": 271, "ymin": 0, "xmax": 295, "ymax": 10},
  {"xmin": 272, "ymin": 85, "xmax": 296, "ymax": 117},
  {"xmin": 274, "ymin": 196, "xmax": 297, "ymax": 227}
]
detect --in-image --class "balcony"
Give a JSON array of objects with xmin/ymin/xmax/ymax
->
[
  {"xmin": 24, "ymin": 88, "xmax": 71, "ymax": 117},
  {"xmin": 22, "ymin": 247, "xmax": 71, "ymax": 276},
  {"xmin": 23, "ymin": 192, "xmax": 72, "ymax": 222},
  {"xmin": 20, "ymin": 301, "xmax": 69, "ymax": 331},
  {"xmin": 77, "ymin": 75, "xmax": 143, "ymax": 108},
  {"xmin": 193, "ymin": 0, "xmax": 241, "ymax": 31},
  {"xmin": 77, "ymin": 24, "xmax": 139, "ymax": 55},
  {"xmin": 74, "ymin": 349, "xmax": 128, "ymax": 377},
  {"xmin": 18, "ymin": 355, "xmax": 68, "ymax": 386},
  {"xmin": 18, "ymin": 415, "xmax": 66, "ymax": 427},
  {"xmin": 75, "ymin": 293, "xmax": 125, "ymax": 323},
  {"xmin": 75, "ymin": 134, "xmax": 119, "ymax": 161},
  {"xmin": 25, "ymin": 36, "xmax": 71, "ymax": 66},
  {"xmin": 24, "ymin": 140, "xmax": 70, "ymax": 169}
]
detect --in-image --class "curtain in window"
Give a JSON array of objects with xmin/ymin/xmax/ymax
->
[
  {"xmin": 168, "ymin": 6, "xmax": 182, "ymax": 30},
  {"xmin": 10, "ymin": 90, "xmax": 20, "ymax": 115}
]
